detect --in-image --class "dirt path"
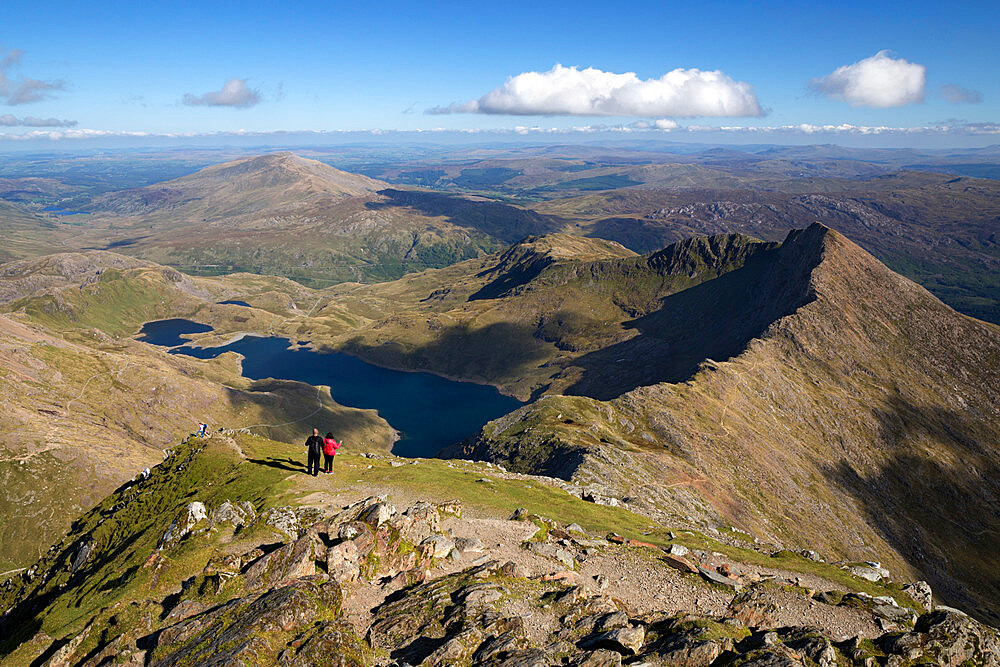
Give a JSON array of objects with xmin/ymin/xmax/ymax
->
[{"xmin": 282, "ymin": 456, "xmax": 884, "ymax": 643}]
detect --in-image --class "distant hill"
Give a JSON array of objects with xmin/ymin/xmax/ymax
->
[
  {"xmin": 531, "ymin": 174, "xmax": 1000, "ymax": 324},
  {"xmin": 88, "ymin": 152, "xmax": 387, "ymax": 219},
  {"xmin": 61, "ymin": 153, "xmax": 563, "ymax": 286}
]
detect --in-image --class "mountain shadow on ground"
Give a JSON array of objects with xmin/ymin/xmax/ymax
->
[
  {"xmin": 366, "ymin": 189, "xmax": 565, "ymax": 243},
  {"xmin": 824, "ymin": 391, "xmax": 1000, "ymax": 626},
  {"xmin": 563, "ymin": 226, "xmax": 824, "ymax": 400}
]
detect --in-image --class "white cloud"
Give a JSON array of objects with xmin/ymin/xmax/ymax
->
[
  {"xmin": 182, "ymin": 78, "xmax": 261, "ymax": 108},
  {"xmin": 629, "ymin": 119, "xmax": 678, "ymax": 130},
  {"xmin": 810, "ymin": 51, "xmax": 926, "ymax": 108},
  {"xmin": 941, "ymin": 84, "xmax": 982, "ymax": 104},
  {"xmin": 0, "ymin": 114, "xmax": 76, "ymax": 127},
  {"xmin": 427, "ymin": 64, "xmax": 762, "ymax": 118},
  {"xmin": 0, "ymin": 47, "xmax": 66, "ymax": 105}
]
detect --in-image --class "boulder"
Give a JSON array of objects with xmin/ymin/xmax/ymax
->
[
  {"xmin": 697, "ymin": 566, "xmax": 741, "ymax": 590},
  {"xmin": 658, "ymin": 637, "xmax": 727, "ymax": 666},
  {"xmin": 419, "ymin": 534, "xmax": 455, "ymax": 559},
  {"xmin": 574, "ymin": 649, "xmax": 622, "ymax": 666},
  {"xmin": 903, "ymin": 580, "xmax": 933, "ymax": 612},
  {"xmin": 527, "ymin": 542, "xmax": 575, "ymax": 569},
  {"xmin": 846, "ymin": 564, "xmax": 889, "ymax": 582},
  {"xmin": 243, "ymin": 534, "xmax": 319, "ymax": 591},
  {"xmin": 358, "ymin": 502, "xmax": 395, "ymax": 527},
  {"xmin": 208, "ymin": 500, "xmax": 250, "ymax": 528},
  {"xmin": 326, "ymin": 540, "xmax": 360, "ymax": 584},
  {"xmin": 667, "ymin": 544, "xmax": 690, "ymax": 557},
  {"xmin": 660, "ymin": 554, "xmax": 698, "ymax": 574},
  {"xmin": 159, "ymin": 502, "xmax": 208, "ymax": 547},
  {"xmin": 421, "ymin": 628, "xmax": 483, "ymax": 665},
  {"xmin": 582, "ymin": 626, "xmax": 645, "ymax": 656},
  {"xmin": 150, "ymin": 579, "xmax": 351, "ymax": 666},
  {"xmin": 454, "ymin": 536, "xmax": 485, "ymax": 553},
  {"xmin": 258, "ymin": 506, "xmax": 299, "ymax": 540}
]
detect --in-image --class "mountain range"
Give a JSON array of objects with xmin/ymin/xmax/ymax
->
[{"xmin": 1, "ymin": 147, "xmax": 999, "ymax": 661}]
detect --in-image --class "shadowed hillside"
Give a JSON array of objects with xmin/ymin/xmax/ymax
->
[{"xmin": 447, "ymin": 224, "xmax": 1000, "ymax": 624}]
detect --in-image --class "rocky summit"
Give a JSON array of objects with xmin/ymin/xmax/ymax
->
[{"xmin": 1, "ymin": 432, "xmax": 998, "ymax": 665}]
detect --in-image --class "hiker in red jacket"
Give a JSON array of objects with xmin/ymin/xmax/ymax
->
[{"xmin": 323, "ymin": 432, "xmax": 341, "ymax": 474}]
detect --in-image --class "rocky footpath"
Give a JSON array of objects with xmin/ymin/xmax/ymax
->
[{"xmin": 8, "ymin": 490, "xmax": 998, "ymax": 666}]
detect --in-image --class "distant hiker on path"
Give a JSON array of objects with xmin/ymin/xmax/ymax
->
[
  {"xmin": 323, "ymin": 432, "xmax": 341, "ymax": 474},
  {"xmin": 196, "ymin": 422, "xmax": 207, "ymax": 437},
  {"xmin": 305, "ymin": 428, "xmax": 325, "ymax": 476}
]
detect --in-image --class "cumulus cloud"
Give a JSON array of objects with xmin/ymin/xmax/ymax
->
[
  {"xmin": 810, "ymin": 51, "xmax": 925, "ymax": 108},
  {"xmin": 0, "ymin": 114, "xmax": 76, "ymax": 127},
  {"xmin": 0, "ymin": 47, "xmax": 66, "ymax": 105},
  {"xmin": 182, "ymin": 78, "xmax": 261, "ymax": 108},
  {"xmin": 427, "ymin": 64, "xmax": 762, "ymax": 118},
  {"xmin": 941, "ymin": 84, "xmax": 982, "ymax": 104}
]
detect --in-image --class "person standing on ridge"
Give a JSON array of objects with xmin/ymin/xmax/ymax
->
[
  {"xmin": 323, "ymin": 432, "xmax": 341, "ymax": 474},
  {"xmin": 196, "ymin": 422, "xmax": 207, "ymax": 437},
  {"xmin": 305, "ymin": 428, "xmax": 324, "ymax": 476}
]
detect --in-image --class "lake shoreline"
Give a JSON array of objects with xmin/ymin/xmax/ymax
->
[{"xmin": 135, "ymin": 318, "xmax": 524, "ymax": 458}]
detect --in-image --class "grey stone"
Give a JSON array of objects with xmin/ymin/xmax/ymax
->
[
  {"xmin": 258, "ymin": 506, "xmax": 299, "ymax": 540},
  {"xmin": 454, "ymin": 536, "xmax": 485, "ymax": 553},
  {"xmin": 667, "ymin": 543, "xmax": 690, "ymax": 557},
  {"xmin": 358, "ymin": 502, "xmax": 395, "ymax": 527},
  {"xmin": 209, "ymin": 500, "xmax": 249, "ymax": 528},
  {"xmin": 160, "ymin": 501, "xmax": 208, "ymax": 547},
  {"xmin": 846, "ymin": 564, "xmax": 889, "ymax": 582},
  {"xmin": 697, "ymin": 566, "xmax": 741, "ymax": 590},
  {"xmin": 583, "ymin": 626, "xmax": 645, "ymax": 656},
  {"xmin": 326, "ymin": 540, "xmax": 360, "ymax": 584},
  {"xmin": 420, "ymin": 534, "xmax": 455, "ymax": 559},
  {"xmin": 574, "ymin": 649, "xmax": 622, "ymax": 666},
  {"xmin": 527, "ymin": 542, "xmax": 575, "ymax": 569},
  {"xmin": 903, "ymin": 580, "xmax": 933, "ymax": 612},
  {"xmin": 873, "ymin": 604, "xmax": 916, "ymax": 625}
]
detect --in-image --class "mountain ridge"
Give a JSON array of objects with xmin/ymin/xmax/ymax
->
[{"xmin": 445, "ymin": 224, "xmax": 1000, "ymax": 622}]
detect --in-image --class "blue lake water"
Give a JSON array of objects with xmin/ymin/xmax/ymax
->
[
  {"xmin": 42, "ymin": 206, "xmax": 90, "ymax": 216},
  {"xmin": 218, "ymin": 300, "xmax": 252, "ymax": 307},
  {"xmin": 137, "ymin": 318, "xmax": 215, "ymax": 346},
  {"xmin": 138, "ymin": 318, "xmax": 523, "ymax": 457}
]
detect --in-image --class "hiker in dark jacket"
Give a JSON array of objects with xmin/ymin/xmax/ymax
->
[{"xmin": 305, "ymin": 428, "xmax": 324, "ymax": 476}]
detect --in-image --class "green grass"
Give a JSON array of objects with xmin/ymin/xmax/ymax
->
[{"xmin": 0, "ymin": 426, "xmax": 924, "ymax": 661}]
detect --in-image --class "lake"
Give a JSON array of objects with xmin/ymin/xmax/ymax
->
[
  {"xmin": 138, "ymin": 318, "xmax": 523, "ymax": 457},
  {"xmin": 137, "ymin": 318, "xmax": 215, "ymax": 346},
  {"xmin": 42, "ymin": 206, "xmax": 90, "ymax": 216}
]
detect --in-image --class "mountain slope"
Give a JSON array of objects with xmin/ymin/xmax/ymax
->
[
  {"xmin": 0, "ymin": 201, "xmax": 64, "ymax": 264},
  {"xmin": 446, "ymin": 224, "xmax": 1000, "ymax": 623},
  {"xmin": 0, "ymin": 253, "xmax": 397, "ymax": 573},
  {"xmin": 327, "ymin": 232, "xmax": 780, "ymax": 399}
]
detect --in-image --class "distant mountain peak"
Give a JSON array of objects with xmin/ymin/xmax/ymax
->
[{"xmin": 89, "ymin": 152, "xmax": 387, "ymax": 219}]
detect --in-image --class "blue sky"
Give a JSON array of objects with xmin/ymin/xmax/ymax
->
[{"xmin": 1, "ymin": 0, "xmax": 998, "ymax": 146}]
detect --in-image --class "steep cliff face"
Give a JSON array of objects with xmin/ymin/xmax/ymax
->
[{"xmin": 449, "ymin": 224, "xmax": 1000, "ymax": 624}]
